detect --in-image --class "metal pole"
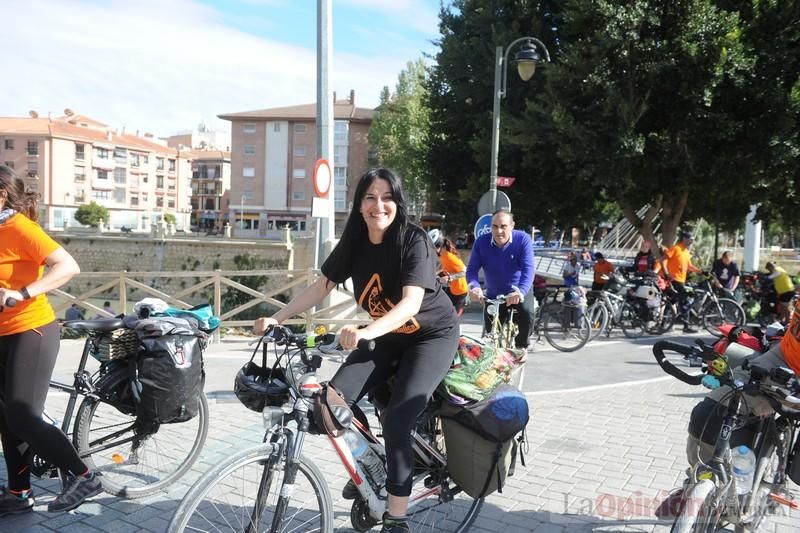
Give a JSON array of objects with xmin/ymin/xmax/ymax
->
[
  {"xmin": 489, "ymin": 46, "xmax": 503, "ymax": 213},
  {"xmin": 317, "ymin": 0, "xmax": 334, "ymax": 248}
]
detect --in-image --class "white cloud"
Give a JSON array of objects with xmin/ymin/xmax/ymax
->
[
  {"xmin": 338, "ymin": 0, "xmax": 440, "ymax": 34},
  {"xmin": 0, "ymin": 0, "xmax": 429, "ymax": 136}
]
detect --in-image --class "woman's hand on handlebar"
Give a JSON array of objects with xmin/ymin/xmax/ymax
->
[
  {"xmin": 254, "ymin": 317, "xmax": 279, "ymax": 336},
  {"xmin": 338, "ymin": 324, "xmax": 373, "ymax": 351}
]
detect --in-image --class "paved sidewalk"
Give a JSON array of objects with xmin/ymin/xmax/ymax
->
[{"xmin": 1, "ymin": 324, "xmax": 798, "ymax": 531}]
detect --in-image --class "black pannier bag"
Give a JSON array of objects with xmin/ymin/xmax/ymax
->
[
  {"xmin": 438, "ymin": 384, "xmax": 529, "ymax": 498},
  {"xmin": 130, "ymin": 317, "xmax": 207, "ymax": 425}
]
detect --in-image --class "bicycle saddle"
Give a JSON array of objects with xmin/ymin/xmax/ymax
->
[{"xmin": 64, "ymin": 318, "xmax": 125, "ymax": 332}]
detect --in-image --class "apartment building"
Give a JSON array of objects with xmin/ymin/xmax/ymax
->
[
  {"xmin": 0, "ymin": 111, "xmax": 192, "ymax": 231},
  {"xmin": 186, "ymin": 150, "xmax": 231, "ymax": 231},
  {"xmin": 218, "ymin": 90, "xmax": 374, "ymax": 237}
]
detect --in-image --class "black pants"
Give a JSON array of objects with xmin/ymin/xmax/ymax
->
[
  {"xmin": 330, "ymin": 326, "xmax": 459, "ymax": 497},
  {"xmin": 444, "ymin": 289, "xmax": 468, "ymax": 316},
  {"xmin": 672, "ymin": 281, "xmax": 694, "ymax": 324},
  {"xmin": 482, "ymin": 297, "xmax": 537, "ymax": 349},
  {"xmin": 0, "ymin": 322, "xmax": 88, "ymax": 491}
]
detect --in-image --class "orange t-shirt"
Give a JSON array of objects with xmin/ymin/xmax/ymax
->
[
  {"xmin": 665, "ymin": 244, "xmax": 694, "ymax": 283},
  {"xmin": 0, "ymin": 214, "xmax": 61, "ymax": 336},
  {"xmin": 781, "ymin": 300, "xmax": 800, "ymax": 374},
  {"xmin": 439, "ymin": 250, "xmax": 468, "ymax": 296},
  {"xmin": 593, "ymin": 260, "xmax": 614, "ymax": 285}
]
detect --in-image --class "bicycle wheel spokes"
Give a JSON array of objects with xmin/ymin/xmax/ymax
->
[
  {"xmin": 173, "ymin": 447, "xmax": 331, "ymax": 533},
  {"xmin": 406, "ymin": 473, "xmax": 484, "ymax": 533},
  {"xmin": 76, "ymin": 392, "xmax": 208, "ymax": 498},
  {"xmin": 543, "ymin": 309, "xmax": 590, "ymax": 352}
]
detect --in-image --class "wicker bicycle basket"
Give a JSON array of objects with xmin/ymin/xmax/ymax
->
[{"xmin": 93, "ymin": 328, "xmax": 140, "ymax": 361}]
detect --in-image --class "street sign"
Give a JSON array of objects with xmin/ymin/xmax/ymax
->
[
  {"xmin": 474, "ymin": 213, "xmax": 493, "ymax": 240},
  {"xmin": 313, "ymin": 159, "xmax": 332, "ymax": 197},
  {"xmin": 311, "ymin": 197, "xmax": 330, "ymax": 218},
  {"xmin": 497, "ymin": 176, "xmax": 516, "ymax": 187},
  {"xmin": 477, "ymin": 190, "xmax": 511, "ymax": 216}
]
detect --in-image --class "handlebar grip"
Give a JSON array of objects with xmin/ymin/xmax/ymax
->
[
  {"xmin": 4, "ymin": 298, "xmax": 17, "ymax": 308},
  {"xmin": 358, "ymin": 339, "xmax": 376, "ymax": 352},
  {"xmin": 652, "ymin": 340, "xmax": 704, "ymax": 386}
]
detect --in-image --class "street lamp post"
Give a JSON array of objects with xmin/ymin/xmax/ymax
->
[
  {"xmin": 489, "ymin": 37, "xmax": 550, "ymax": 212},
  {"xmin": 240, "ymin": 194, "xmax": 246, "ymax": 232}
]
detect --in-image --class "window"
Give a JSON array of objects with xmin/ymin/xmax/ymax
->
[
  {"xmin": 243, "ymin": 123, "xmax": 256, "ymax": 134},
  {"xmin": 143, "ymin": 155, "xmax": 149, "ymax": 165},
  {"xmin": 129, "ymin": 174, "xmax": 139, "ymax": 188},
  {"xmin": 114, "ymin": 167, "xmax": 126, "ymax": 184},
  {"xmin": 167, "ymin": 199, "xmax": 175, "ymax": 208},
  {"xmin": 141, "ymin": 173, "xmax": 149, "ymax": 183},
  {"xmin": 74, "ymin": 166, "xmax": 86, "ymax": 181},
  {"xmin": 3, "ymin": 161, "xmax": 13, "ymax": 169},
  {"xmin": 92, "ymin": 190, "xmax": 110, "ymax": 200},
  {"xmin": 156, "ymin": 176, "xmax": 164, "ymax": 188},
  {"xmin": 242, "ymin": 190, "xmax": 255, "ymax": 201},
  {"xmin": 167, "ymin": 178, "xmax": 176, "ymax": 191},
  {"xmin": 114, "ymin": 188, "xmax": 126, "ymax": 203},
  {"xmin": 130, "ymin": 196, "xmax": 139, "ymax": 207},
  {"xmin": 335, "ymin": 190, "xmax": 346, "ymax": 211},
  {"xmin": 71, "ymin": 144, "xmax": 84, "ymax": 161},
  {"xmin": 156, "ymin": 157, "xmax": 164, "ymax": 170},
  {"xmin": 243, "ymin": 167, "xmax": 255, "ymax": 178},
  {"xmin": 335, "ymin": 167, "xmax": 347, "ymax": 211},
  {"xmin": 334, "ymin": 145, "xmax": 348, "ymax": 166},
  {"xmin": 97, "ymin": 169, "xmax": 109, "ymax": 180},
  {"xmin": 334, "ymin": 121, "xmax": 348, "ymax": 143},
  {"xmin": 156, "ymin": 197, "xmax": 164, "ymax": 207},
  {"xmin": 130, "ymin": 153, "xmax": 140, "ymax": 167},
  {"xmin": 168, "ymin": 159, "xmax": 175, "ymax": 172},
  {"xmin": 75, "ymin": 188, "xmax": 85, "ymax": 202},
  {"xmin": 142, "ymin": 192, "xmax": 148, "ymax": 203},
  {"xmin": 292, "ymin": 191, "xmax": 305, "ymax": 201},
  {"xmin": 4, "ymin": 139, "xmax": 13, "ymax": 150},
  {"xmin": 294, "ymin": 146, "xmax": 306, "ymax": 157},
  {"xmin": 292, "ymin": 168, "xmax": 306, "ymax": 179},
  {"xmin": 27, "ymin": 161, "xmax": 38, "ymax": 178},
  {"xmin": 114, "ymin": 147, "xmax": 127, "ymax": 163},
  {"xmin": 96, "ymin": 147, "xmax": 110, "ymax": 159},
  {"xmin": 243, "ymin": 145, "xmax": 256, "ymax": 156},
  {"xmin": 294, "ymin": 124, "xmax": 306, "ymax": 134},
  {"xmin": 272, "ymin": 123, "xmax": 281, "ymax": 132},
  {"xmin": 26, "ymin": 141, "xmax": 39, "ymax": 156}
]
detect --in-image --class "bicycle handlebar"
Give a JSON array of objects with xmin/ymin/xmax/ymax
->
[
  {"xmin": 652, "ymin": 340, "xmax": 709, "ymax": 386},
  {"xmin": 263, "ymin": 325, "xmax": 375, "ymax": 353},
  {"xmin": 0, "ymin": 297, "xmax": 17, "ymax": 312}
]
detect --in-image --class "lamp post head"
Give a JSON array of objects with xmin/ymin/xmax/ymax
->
[{"xmin": 513, "ymin": 40, "xmax": 542, "ymax": 81}]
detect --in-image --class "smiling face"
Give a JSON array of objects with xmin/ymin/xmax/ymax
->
[{"xmin": 360, "ymin": 177, "xmax": 397, "ymax": 243}]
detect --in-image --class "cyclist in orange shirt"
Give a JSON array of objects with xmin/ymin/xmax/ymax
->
[
  {"xmin": 428, "ymin": 230, "xmax": 469, "ymax": 317},
  {"xmin": 0, "ymin": 165, "xmax": 103, "ymax": 515},
  {"xmin": 665, "ymin": 231, "xmax": 703, "ymax": 333}
]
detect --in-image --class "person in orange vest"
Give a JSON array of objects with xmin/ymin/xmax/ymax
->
[
  {"xmin": 591, "ymin": 253, "xmax": 615, "ymax": 291},
  {"xmin": 665, "ymin": 231, "xmax": 703, "ymax": 332},
  {"xmin": 428, "ymin": 230, "xmax": 469, "ymax": 317}
]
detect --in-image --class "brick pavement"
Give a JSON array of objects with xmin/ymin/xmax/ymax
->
[{"xmin": 2, "ymin": 339, "xmax": 799, "ymax": 531}]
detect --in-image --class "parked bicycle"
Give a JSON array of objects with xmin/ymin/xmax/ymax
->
[
  {"xmin": 169, "ymin": 326, "xmax": 486, "ymax": 532},
  {"xmin": 532, "ymin": 287, "xmax": 591, "ymax": 352},
  {"xmin": 41, "ymin": 317, "xmax": 209, "ymax": 497},
  {"xmin": 653, "ymin": 339, "xmax": 800, "ymax": 532},
  {"xmin": 685, "ymin": 273, "xmax": 746, "ymax": 336}
]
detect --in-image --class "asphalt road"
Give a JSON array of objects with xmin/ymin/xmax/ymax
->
[{"xmin": 51, "ymin": 311, "xmax": 713, "ymax": 399}]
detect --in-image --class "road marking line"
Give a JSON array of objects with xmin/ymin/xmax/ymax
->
[{"xmin": 525, "ymin": 375, "xmax": 672, "ymax": 397}]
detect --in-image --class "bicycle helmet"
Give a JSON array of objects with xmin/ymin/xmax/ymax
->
[
  {"xmin": 427, "ymin": 228, "xmax": 443, "ymax": 248},
  {"xmin": 234, "ymin": 361, "xmax": 291, "ymax": 412},
  {"xmin": 563, "ymin": 287, "xmax": 583, "ymax": 307}
]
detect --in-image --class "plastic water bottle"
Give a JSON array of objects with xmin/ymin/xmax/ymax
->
[
  {"xmin": 343, "ymin": 430, "xmax": 385, "ymax": 491},
  {"xmin": 343, "ymin": 429, "xmax": 368, "ymax": 459},
  {"xmin": 732, "ymin": 445, "xmax": 756, "ymax": 495}
]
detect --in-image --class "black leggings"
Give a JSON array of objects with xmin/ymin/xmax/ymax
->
[
  {"xmin": 0, "ymin": 322, "xmax": 88, "ymax": 491},
  {"xmin": 330, "ymin": 326, "xmax": 459, "ymax": 497}
]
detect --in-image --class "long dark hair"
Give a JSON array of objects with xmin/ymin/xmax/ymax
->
[
  {"xmin": 324, "ymin": 168, "xmax": 412, "ymax": 283},
  {"xmin": 0, "ymin": 165, "xmax": 38, "ymax": 221}
]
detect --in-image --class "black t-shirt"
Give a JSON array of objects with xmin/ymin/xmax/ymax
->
[
  {"xmin": 712, "ymin": 259, "xmax": 740, "ymax": 289},
  {"xmin": 322, "ymin": 225, "xmax": 456, "ymax": 336}
]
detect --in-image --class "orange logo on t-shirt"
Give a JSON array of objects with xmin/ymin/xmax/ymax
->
[{"xmin": 357, "ymin": 273, "xmax": 420, "ymax": 334}]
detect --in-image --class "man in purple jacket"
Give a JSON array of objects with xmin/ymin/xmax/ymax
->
[{"xmin": 467, "ymin": 209, "xmax": 536, "ymax": 354}]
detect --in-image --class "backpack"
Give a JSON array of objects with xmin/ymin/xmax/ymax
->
[
  {"xmin": 439, "ymin": 384, "xmax": 529, "ymax": 498},
  {"xmin": 131, "ymin": 317, "xmax": 207, "ymax": 425}
]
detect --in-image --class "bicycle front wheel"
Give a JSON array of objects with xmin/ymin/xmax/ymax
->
[
  {"xmin": 586, "ymin": 301, "xmax": 610, "ymax": 340},
  {"xmin": 169, "ymin": 443, "xmax": 333, "ymax": 533},
  {"xmin": 702, "ymin": 298, "xmax": 746, "ymax": 337},
  {"xmin": 74, "ymin": 367, "xmax": 209, "ymax": 498},
  {"xmin": 670, "ymin": 479, "xmax": 725, "ymax": 533},
  {"xmin": 542, "ymin": 308, "xmax": 590, "ymax": 352}
]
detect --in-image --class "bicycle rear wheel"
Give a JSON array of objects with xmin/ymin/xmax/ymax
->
[
  {"xmin": 702, "ymin": 298, "xmax": 746, "ymax": 337},
  {"xmin": 619, "ymin": 301, "xmax": 646, "ymax": 339},
  {"xmin": 586, "ymin": 301, "xmax": 610, "ymax": 340},
  {"xmin": 542, "ymin": 307, "xmax": 590, "ymax": 352},
  {"xmin": 74, "ymin": 366, "xmax": 208, "ymax": 498},
  {"xmin": 169, "ymin": 443, "xmax": 332, "ymax": 533}
]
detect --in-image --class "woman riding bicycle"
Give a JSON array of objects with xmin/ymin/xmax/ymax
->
[
  {"xmin": 428, "ymin": 229, "xmax": 469, "ymax": 317},
  {"xmin": 255, "ymin": 168, "xmax": 459, "ymax": 533},
  {"xmin": 0, "ymin": 165, "xmax": 102, "ymax": 515}
]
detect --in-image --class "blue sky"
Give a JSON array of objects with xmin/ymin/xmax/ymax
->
[{"xmin": 0, "ymin": 0, "xmax": 446, "ymax": 137}]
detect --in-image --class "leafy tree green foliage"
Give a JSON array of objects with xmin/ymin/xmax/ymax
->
[
  {"xmin": 369, "ymin": 58, "xmax": 432, "ymax": 218},
  {"xmin": 163, "ymin": 213, "xmax": 177, "ymax": 225},
  {"xmin": 74, "ymin": 201, "xmax": 110, "ymax": 228},
  {"xmin": 222, "ymin": 253, "xmax": 269, "ymax": 320}
]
